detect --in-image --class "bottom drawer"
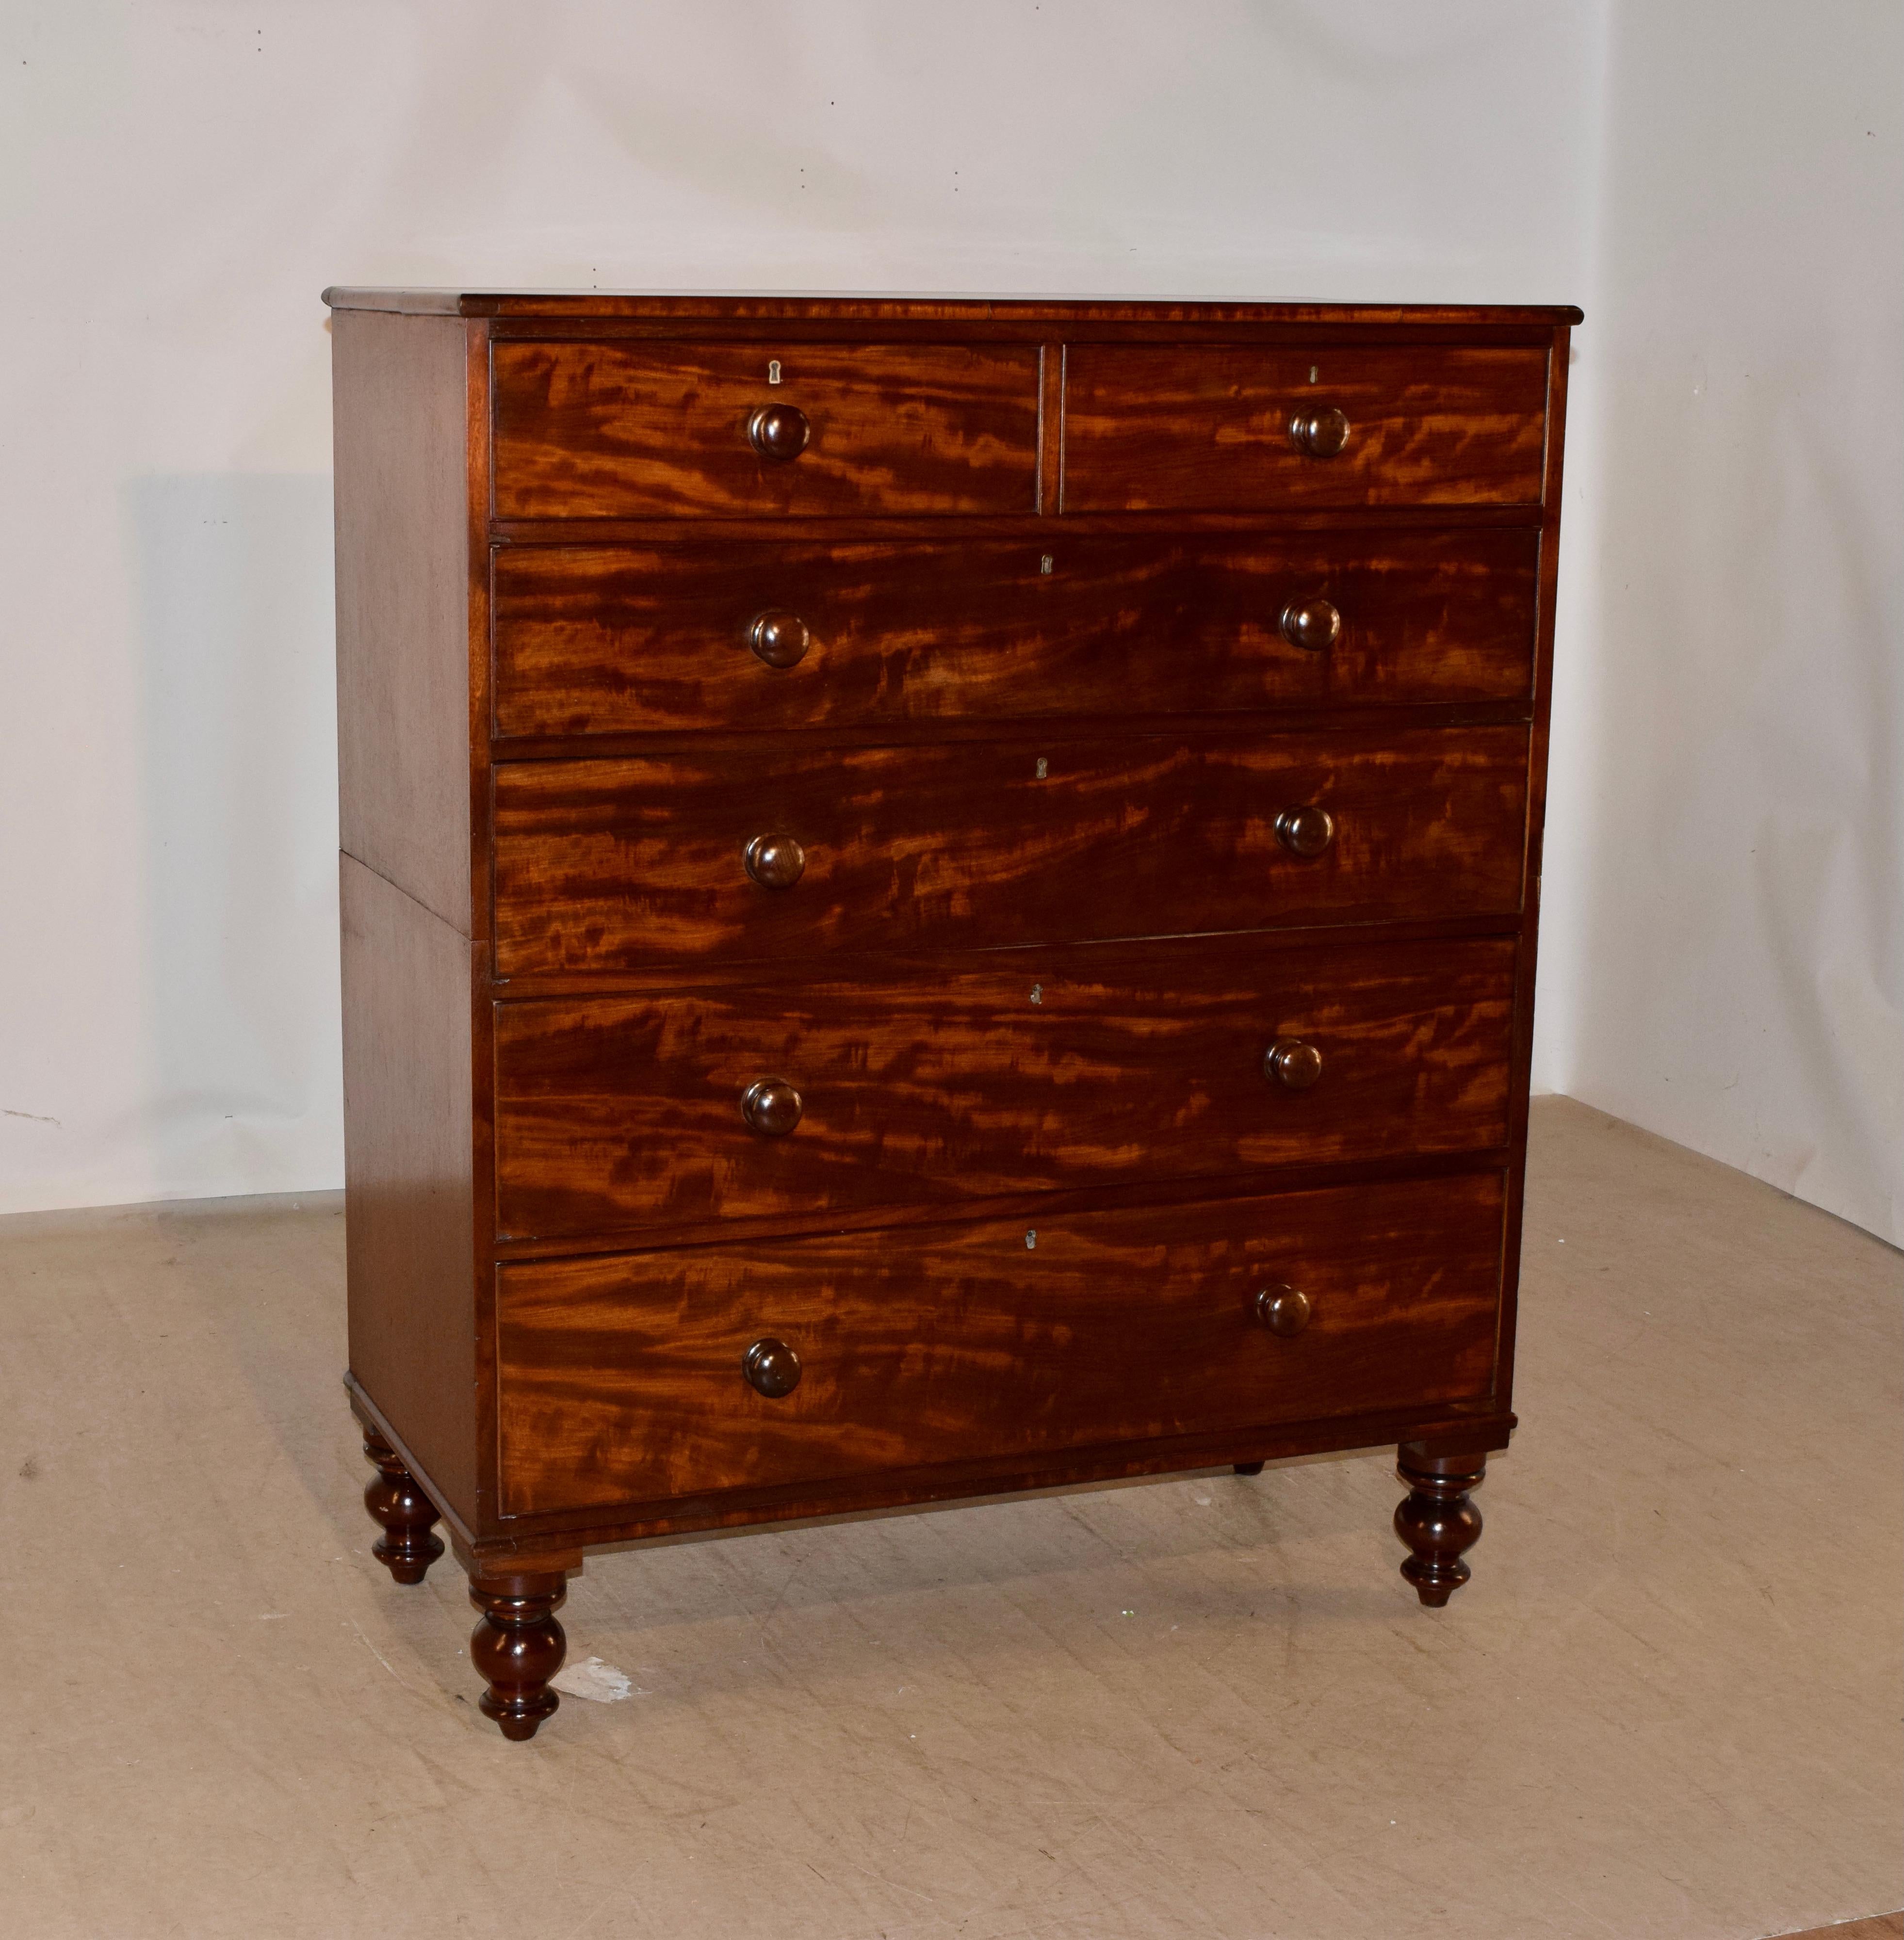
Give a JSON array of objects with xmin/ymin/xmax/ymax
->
[{"xmin": 496, "ymin": 1172, "xmax": 1505, "ymax": 1516}]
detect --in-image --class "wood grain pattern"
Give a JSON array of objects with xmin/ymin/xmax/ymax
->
[
  {"xmin": 490, "ymin": 726, "xmax": 1530, "ymax": 975},
  {"xmin": 492, "ymin": 934, "xmax": 1515, "ymax": 1242},
  {"xmin": 492, "ymin": 341, "xmax": 1040, "ymax": 519},
  {"xmin": 340, "ymin": 856, "xmax": 479, "ymax": 1520},
  {"xmin": 489, "ymin": 529, "xmax": 1539, "ymax": 738},
  {"xmin": 331, "ymin": 311, "xmax": 473, "ymax": 932},
  {"xmin": 1063, "ymin": 346, "xmax": 1549, "ymax": 511},
  {"xmin": 495, "ymin": 1171, "xmax": 1506, "ymax": 1515}
]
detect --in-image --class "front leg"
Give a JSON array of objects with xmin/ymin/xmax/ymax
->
[
  {"xmin": 1393, "ymin": 1443, "xmax": 1487, "ymax": 1606},
  {"xmin": 468, "ymin": 1572, "xmax": 569, "ymax": 1741}
]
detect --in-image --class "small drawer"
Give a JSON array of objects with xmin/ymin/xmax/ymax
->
[
  {"xmin": 493, "ymin": 935, "xmax": 1515, "ymax": 1242},
  {"xmin": 495, "ymin": 1171, "xmax": 1506, "ymax": 1515},
  {"xmin": 489, "ymin": 726, "xmax": 1529, "ymax": 976},
  {"xmin": 1062, "ymin": 345, "xmax": 1549, "ymax": 511},
  {"xmin": 491, "ymin": 341, "xmax": 1041, "ymax": 519},
  {"xmin": 489, "ymin": 528, "xmax": 1540, "ymax": 738}
]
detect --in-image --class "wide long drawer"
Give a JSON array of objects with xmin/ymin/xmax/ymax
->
[
  {"xmin": 495, "ymin": 1172, "xmax": 1506, "ymax": 1515},
  {"xmin": 492, "ymin": 341, "xmax": 1041, "ymax": 519},
  {"xmin": 1063, "ymin": 344, "xmax": 1550, "ymax": 511},
  {"xmin": 490, "ymin": 727, "xmax": 1529, "ymax": 975},
  {"xmin": 493, "ymin": 935, "xmax": 1515, "ymax": 1242},
  {"xmin": 490, "ymin": 529, "xmax": 1540, "ymax": 738}
]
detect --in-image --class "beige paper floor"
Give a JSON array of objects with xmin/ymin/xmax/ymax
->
[{"xmin": 1, "ymin": 1099, "xmax": 1898, "ymax": 1939}]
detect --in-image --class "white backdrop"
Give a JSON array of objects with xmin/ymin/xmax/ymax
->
[{"xmin": 0, "ymin": 2, "xmax": 1896, "ymax": 1241}]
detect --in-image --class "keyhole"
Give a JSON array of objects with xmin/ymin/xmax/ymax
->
[
  {"xmin": 767, "ymin": 359, "xmax": 782, "ymax": 385},
  {"xmin": 1040, "ymin": 554, "xmax": 1054, "ymax": 574},
  {"xmin": 1025, "ymin": 1230, "xmax": 1037, "ymax": 1251},
  {"xmin": 1029, "ymin": 984, "xmax": 1042, "ymax": 1005},
  {"xmin": 1035, "ymin": 757, "xmax": 1048, "ymax": 779},
  {"xmin": 1308, "ymin": 365, "xmax": 1318, "ymax": 384}
]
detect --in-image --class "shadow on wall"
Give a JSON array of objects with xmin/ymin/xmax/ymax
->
[{"xmin": 122, "ymin": 475, "xmax": 345, "ymax": 1200}]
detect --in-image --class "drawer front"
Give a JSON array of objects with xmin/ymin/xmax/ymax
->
[
  {"xmin": 494, "ymin": 936, "xmax": 1515, "ymax": 1242},
  {"xmin": 491, "ymin": 727, "xmax": 1529, "ymax": 975},
  {"xmin": 1063, "ymin": 345, "xmax": 1549, "ymax": 511},
  {"xmin": 496, "ymin": 1172, "xmax": 1506, "ymax": 1514},
  {"xmin": 491, "ymin": 529, "xmax": 1539, "ymax": 738},
  {"xmin": 492, "ymin": 342, "xmax": 1041, "ymax": 519}
]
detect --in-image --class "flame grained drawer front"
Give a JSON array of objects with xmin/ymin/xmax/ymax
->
[
  {"xmin": 491, "ymin": 341, "xmax": 1042, "ymax": 519},
  {"xmin": 494, "ymin": 1172, "xmax": 1507, "ymax": 1516},
  {"xmin": 489, "ymin": 528, "xmax": 1541, "ymax": 738},
  {"xmin": 492, "ymin": 936, "xmax": 1516, "ymax": 1243},
  {"xmin": 489, "ymin": 726, "xmax": 1530, "ymax": 976},
  {"xmin": 1062, "ymin": 345, "xmax": 1550, "ymax": 510}
]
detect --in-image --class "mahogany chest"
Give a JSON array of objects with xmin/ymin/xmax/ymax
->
[{"xmin": 327, "ymin": 290, "xmax": 1577, "ymax": 1739}]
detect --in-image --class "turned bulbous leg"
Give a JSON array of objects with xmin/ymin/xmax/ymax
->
[
  {"xmin": 1394, "ymin": 1444, "xmax": 1487, "ymax": 1607},
  {"xmin": 469, "ymin": 1574, "xmax": 568, "ymax": 1742},
  {"xmin": 362, "ymin": 1428, "xmax": 443, "ymax": 1585}
]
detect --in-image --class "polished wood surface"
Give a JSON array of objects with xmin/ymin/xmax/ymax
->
[
  {"xmin": 489, "ymin": 529, "xmax": 1539, "ymax": 738},
  {"xmin": 491, "ymin": 727, "xmax": 1529, "ymax": 975},
  {"xmin": 1063, "ymin": 345, "xmax": 1549, "ymax": 511},
  {"xmin": 495, "ymin": 1172, "xmax": 1506, "ymax": 1515},
  {"xmin": 340, "ymin": 857, "xmax": 480, "ymax": 1518},
  {"xmin": 491, "ymin": 935, "xmax": 1514, "ymax": 1241},
  {"xmin": 492, "ymin": 341, "xmax": 1040, "ymax": 518},
  {"xmin": 332, "ymin": 291, "xmax": 1574, "ymax": 1734},
  {"xmin": 331, "ymin": 310, "xmax": 477, "ymax": 932}
]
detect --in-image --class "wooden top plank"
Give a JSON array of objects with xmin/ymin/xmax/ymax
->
[{"xmin": 321, "ymin": 288, "xmax": 1583, "ymax": 326}]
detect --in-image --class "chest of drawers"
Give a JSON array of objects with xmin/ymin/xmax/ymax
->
[{"xmin": 327, "ymin": 290, "xmax": 1576, "ymax": 1740}]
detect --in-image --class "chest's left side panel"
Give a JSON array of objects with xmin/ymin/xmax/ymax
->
[{"xmin": 334, "ymin": 308, "xmax": 491, "ymax": 1526}]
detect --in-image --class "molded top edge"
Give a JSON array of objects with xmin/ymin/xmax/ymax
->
[{"xmin": 321, "ymin": 287, "xmax": 1583, "ymax": 326}]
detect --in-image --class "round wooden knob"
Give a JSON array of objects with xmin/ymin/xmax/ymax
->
[
  {"xmin": 1253, "ymin": 1285, "xmax": 1312, "ymax": 1338},
  {"xmin": 744, "ymin": 833, "xmax": 805, "ymax": 889},
  {"xmin": 1274, "ymin": 805, "xmax": 1335, "ymax": 857},
  {"xmin": 743, "ymin": 1338, "xmax": 802, "ymax": 1398},
  {"xmin": 1264, "ymin": 1040, "xmax": 1323, "ymax": 1090},
  {"xmin": 1279, "ymin": 598, "xmax": 1342, "ymax": 652},
  {"xmin": 741, "ymin": 1078, "xmax": 803, "ymax": 1136},
  {"xmin": 747, "ymin": 404, "xmax": 810, "ymax": 462},
  {"xmin": 1288, "ymin": 405, "xmax": 1351, "ymax": 458},
  {"xmin": 748, "ymin": 609, "xmax": 810, "ymax": 668}
]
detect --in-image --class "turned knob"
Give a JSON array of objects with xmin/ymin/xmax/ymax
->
[
  {"xmin": 1264, "ymin": 1040, "xmax": 1323, "ymax": 1090},
  {"xmin": 1279, "ymin": 598, "xmax": 1342, "ymax": 652},
  {"xmin": 743, "ymin": 1337, "xmax": 802, "ymax": 1398},
  {"xmin": 744, "ymin": 833, "xmax": 805, "ymax": 889},
  {"xmin": 748, "ymin": 609, "xmax": 810, "ymax": 668},
  {"xmin": 1253, "ymin": 1285, "xmax": 1312, "ymax": 1337},
  {"xmin": 747, "ymin": 403, "xmax": 811, "ymax": 462},
  {"xmin": 741, "ymin": 1078, "xmax": 803, "ymax": 1136},
  {"xmin": 1274, "ymin": 804, "xmax": 1335, "ymax": 857},
  {"xmin": 1288, "ymin": 404, "xmax": 1351, "ymax": 458}
]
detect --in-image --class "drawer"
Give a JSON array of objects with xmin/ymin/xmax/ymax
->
[
  {"xmin": 495, "ymin": 1172, "xmax": 1506, "ymax": 1514},
  {"xmin": 490, "ymin": 727, "xmax": 1529, "ymax": 975},
  {"xmin": 491, "ymin": 341, "xmax": 1041, "ymax": 519},
  {"xmin": 1063, "ymin": 345, "xmax": 1549, "ymax": 511},
  {"xmin": 493, "ymin": 935, "xmax": 1515, "ymax": 1242},
  {"xmin": 490, "ymin": 529, "xmax": 1540, "ymax": 738}
]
